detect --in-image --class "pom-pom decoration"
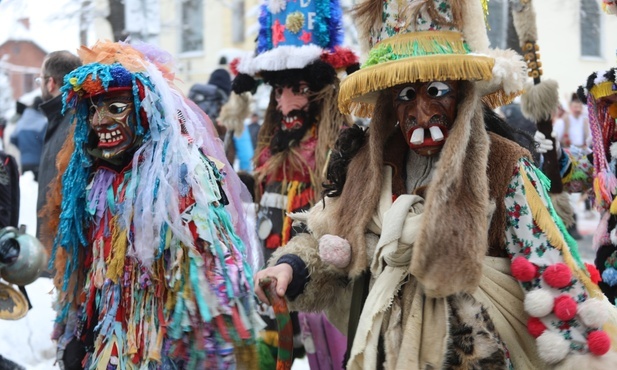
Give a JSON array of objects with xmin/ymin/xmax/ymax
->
[
  {"xmin": 286, "ymin": 12, "xmax": 305, "ymax": 34},
  {"xmin": 320, "ymin": 46, "xmax": 360, "ymax": 71},
  {"xmin": 587, "ymin": 330, "xmax": 611, "ymax": 356},
  {"xmin": 511, "ymin": 256, "xmax": 538, "ymax": 282},
  {"xmin": 265, "ymin": 234, "xmax": 281, "ymax": 249},
  {"xmin": 267, "ymin": 0, "xmax": 287, "ymax": 14},
  {"xmin": 585, "ymin": 263, "xmax": 602, "ymax": 284},
  {"xmin": 553, "ymin": 295, "xmax": 577, "ymax": 321},
  {"xmin": 578, "ymin": 298, "xmax": 609, "ymax": 328},
  {"xmin": 527, "ymin": 316, "xmax": 547, "ymax": 338},
  {"xmin": 318, "ymin": 234, "xmax": 351, "ymax": 269},
  {"xmin": 524, "ymin": 289, "xmax": 554, "ymax": 317},
  {"xmin": 536, "ymin": 331, "xmax": 570, "ymax": 363},
  {"xmin": 543, "ymin": 263, "xmax": 572, "ymax": 288},
  {"xmin": 601, "ymin": 267, "xmax": 617, "ymax": 286}
]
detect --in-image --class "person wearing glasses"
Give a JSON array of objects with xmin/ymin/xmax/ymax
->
[{"xmin": 35, "ymin": 51, "xmax": 81, "ymax": 247}]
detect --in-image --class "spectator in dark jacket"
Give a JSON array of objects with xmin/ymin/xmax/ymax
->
[
  {"xmin": 36, "ymin": 51, "xmax": 81, "ymax": 244},
  {"xmin": 10, "ymin": 96, "xmax": 47, "ymax": 181}
]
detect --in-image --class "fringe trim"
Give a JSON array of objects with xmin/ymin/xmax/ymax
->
[
  {"xmin": 589, "ymin": 81, "xmax": 617, "ymax": 101},
  {"xmin": 520, "ymin": 165, "xmax": 602, "ymax": 298},
  {"xmin": 367, "ymin": 31, "xmax": 471, "ymax": 62},
  {"xmin": 482, "ymin": 89, "xmax": 520, "ymax": 110},
  {"xmin": 338, "ymin": 54, "xmax": 494, "ymax": 116}
]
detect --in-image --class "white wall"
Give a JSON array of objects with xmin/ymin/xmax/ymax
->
[{"xmin": 535, "ymin": 0, "xmax": 617, "ymax": 100}]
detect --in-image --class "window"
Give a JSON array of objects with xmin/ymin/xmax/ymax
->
[
  {"xmin": 487, "ymin": 0, "xmax": 508, "ymax": 49},
  {"xmin": 23, "ymin": 73, "xmax": 34, "ymax": 94},
  {"xmin": 180, "ymin": 0, "xmax": 204, "ymax": 53},
  {"xmin": 580, "ymin": 0, "xmax": 601, "ymax": 57}
]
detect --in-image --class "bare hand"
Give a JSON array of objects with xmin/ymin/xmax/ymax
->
[{"xmin": 254, "ymin": 263, "xmax": 293, "ymax": 304}]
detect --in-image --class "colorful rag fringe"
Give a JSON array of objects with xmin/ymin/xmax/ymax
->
[
  {"xmin": 54, "ymin": 157, "xmax": 258, "ymax": 369},
  {"xmin": 50, "ymin": 41, "xmax": 260, "ymax": 369}
]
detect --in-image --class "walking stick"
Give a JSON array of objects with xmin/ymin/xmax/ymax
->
[
  {"xmin": 512, "ymin": 0, "xmax": 575, "ymax": 225},
  {"xmin": 259, "ymin": 277, "xmax": 294, "ymax": 370}
]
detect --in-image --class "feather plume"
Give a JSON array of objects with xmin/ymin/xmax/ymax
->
[
  {"xmin": 511, "ymin": 0, "xmax": 538, "ymax": 45},
  {"xmin": 520, "ymin": 80, "xmax": 559, "ymax": 122},
  {"xmin": 352, "ymin": 0, "xmax": 383, "ymax": 53},
  {"xmin": 219, "ymin": 92, "xmax": 251, "ymax": 137}
]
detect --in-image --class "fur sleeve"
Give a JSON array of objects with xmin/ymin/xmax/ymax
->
[{"xmin": 269, "ymin": 233, "xmax": 351, "ymax": 314}]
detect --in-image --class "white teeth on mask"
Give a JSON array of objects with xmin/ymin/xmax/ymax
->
[
  {"xmin": 105, "ymin": 133, "xmax": 111, "ymax": 139},
  {"xmin": 429, "ymin": 126, "xmax": 444, "ymax": 142},
  {"xmin": 410, "ymin": 128, "xmax": 424, "ymax": 145}
]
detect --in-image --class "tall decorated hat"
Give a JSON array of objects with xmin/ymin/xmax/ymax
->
[
  {"xmin": 232, "ymin": 0, "xmax": 359, "ymax": 93},
  {"xmin": 338, "ymin": 0, "xmax": 527, "ymax": 117}
]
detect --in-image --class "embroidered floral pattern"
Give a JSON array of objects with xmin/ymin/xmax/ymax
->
[{"xmin": 505, "ymin": 157, "xmax": 600, "ymax": 357}]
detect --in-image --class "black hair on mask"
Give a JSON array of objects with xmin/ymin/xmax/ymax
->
[
  {"xmin": 232, "ymin": 73, "xmax": 257, "ymax": 94},
  {"xmin": 260, "ymin": 60, "xmax": 336, "ymax": 91}
]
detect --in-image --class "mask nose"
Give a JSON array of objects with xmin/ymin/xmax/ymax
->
[{"xmin": 276, "ymin": 87, "xmax": 308, "ymax": 116}]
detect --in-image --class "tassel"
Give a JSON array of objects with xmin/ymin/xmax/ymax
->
[{"xmin": 106, "ymin": 216, "xmax": 128, "ymax": 283}]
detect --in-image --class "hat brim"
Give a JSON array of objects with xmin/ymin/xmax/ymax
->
[{"xmin": 338, "ymin": 54, "xmax": 495, "ymax": 117}]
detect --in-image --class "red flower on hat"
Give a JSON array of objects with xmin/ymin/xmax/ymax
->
[
  {"xmin": 272, "ymin": 19, "xmax": 286, "ymax": 46},
  {"xmin": 299, "ymin": 30, "xmax": 312, "ymax": 44}
]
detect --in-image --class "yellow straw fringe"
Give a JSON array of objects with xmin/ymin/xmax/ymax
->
[
  {"xmin": 235, "ymin": 343, "xmax": 259, "ymax": 370},
  {"xmin": 378, "ymin": 31, "xmax": 469, "ymax": 55},
  {"xmin": 520, "ymin": 166, "xmax": 617, "ymax": 348},
  {"xmin": 590, "ymin": 81, "xmax": 617, "ymax": 100},
  {"xmin": 339, "ymin": 54, "xmax": 494, "ymax": 117},
  {"xmin": 520, "ymin": 166, "xmax": 601, "ymax": 297},
  {"xmin": 482, "ymin": 89, "xmax": 521, "ymax": 110},
  {"xmin": 106, "ymin": 216, "xmax": 128, "ymax": 283}
]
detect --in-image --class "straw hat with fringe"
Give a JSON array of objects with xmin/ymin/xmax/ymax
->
[{"xmin": 339, "ymin": 0, "xmax": 527, "ymax": 117}]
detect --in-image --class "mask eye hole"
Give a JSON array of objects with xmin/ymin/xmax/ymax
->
[
  {"xmin": 274, "ymin": 86, "xmax": 283, "ymax": 99},
  {"xmin": 397, "ymin": 86, "xmax": 416, "ymax": 101},
  {"xmin": 426, "ymin": 82, "xmax": 451, "ymax": 98},
  {"xmin": 109, "ymin": 102, "xmax": 128, "ymax": 114},
  {"xmin": 89, "ymin": 105, "xmax": 96, "ymax": 116}
]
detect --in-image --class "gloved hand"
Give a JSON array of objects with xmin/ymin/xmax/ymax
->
[{"xmin": 534, "ymin": 130, "xmax": 560, "ymax": 156}]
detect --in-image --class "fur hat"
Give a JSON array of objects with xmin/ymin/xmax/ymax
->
[{"xmin": 338, "ymin": 0, "xmax": 526, "ymax": 117}]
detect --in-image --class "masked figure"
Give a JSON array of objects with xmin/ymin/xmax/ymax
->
[
  {"xmin": 47, "ymin": 41, "xmax": 260, "ymax": 370},
  {"xmin": 224, "ymin": 0, "xmax": 359, "ymax": 367},
  {"xmin": 255, "ymin": 1, "xmax": 617, "ymax": 369}
]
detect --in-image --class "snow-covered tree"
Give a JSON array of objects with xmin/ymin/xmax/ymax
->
[{"xmin": 0, "ymin": 71, "xmax": 14, "ymax": 121}]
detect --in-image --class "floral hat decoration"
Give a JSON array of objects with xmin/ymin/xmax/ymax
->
[{"xmin": 338, "ymin": 0, "xmax": 527, "ymax": 117}]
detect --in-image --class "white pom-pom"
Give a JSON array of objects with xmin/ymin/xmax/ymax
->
[
  {"xmin": 318, "ymin": 234, "xmax": 351, "ymax": 269},
  {"xmin": 610, "ymin": 142, "xmax": 617, "ymax": 160},
  {"xmin": 610, "ymin": 228, "xmax": 617, "ymax": 246},
  {"xmin": 267, "ymin": 0, "xmax": 286, "ymax": 14},
  {"xmin": 578, "ymin": 299, "xmax": 609, "ymax": 328},
  {"xmin": 524, "ymin": 289, "xmax": 555, "ymax": 317},
  {"xmin": 594, "ymin": 70, "xmax": 608, "ymax": 85},
  {"xmin": 536, "ymin": 331, "xmax": 570, "ymax": 364}
]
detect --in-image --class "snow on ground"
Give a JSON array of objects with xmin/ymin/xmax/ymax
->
[{"xmin": 0, "ymin": 172, "xmax": 310, "ymax": 370}]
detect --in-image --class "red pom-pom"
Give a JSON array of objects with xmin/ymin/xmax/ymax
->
[
  {"xmin": 511, "ymin": 257, "xmax": 538, "ymax": 282},
  {"xmin": 527, "ymin": 317, "xmax": 547, "ymax": 338},
  {"xmin": 543, "ymin": 263, "xmax": 572, "ymax": 288},
  {"xmin": 554, "ymin": 295, "xmax": 577, "ymax": 321},
  {"xmin": 585, "ymin": 263, "xmax": 602, "ymax": 284},
  {"xmin": 588, "ymin": 330, "xmax": 611, "ymax": 356},
  {"xmin": 229, "ymin": 58, "xmax": 240, "ymax": 76},
  {"xmin": 265, "ymin": 234, "xmax": 281, "ymax": 249}
]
